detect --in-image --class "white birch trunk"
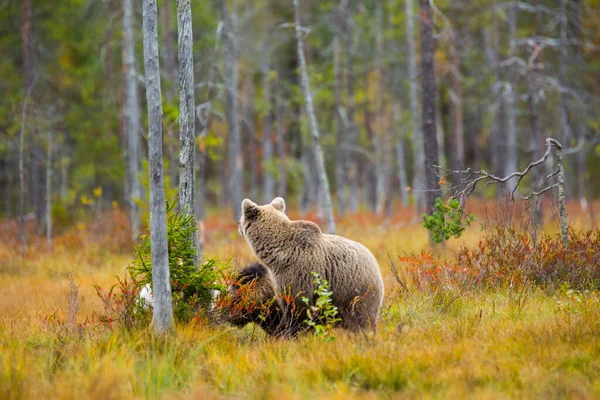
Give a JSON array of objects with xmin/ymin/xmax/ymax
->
[
  {"xmin": 262, "ymin": 43, "xmax": 274, "ymax": 203},
  {"xmin": 506, "ymin": 0, "xmax": 518, "ymax": 192},
  {"xmin": 393, "ymin": 102, "xmax": 409, "ymax": 207},
  {"xmin": 343, "ymin": 3, "xmax": 359, "ymax": 214},
  {"xmin": 142, "ymin": 0, "xmax": 174, "ymax": 335},
  {"xmin": 276, "ymin": 81, "xmax": 287, "ymax": 198},
  {"xmin": 293, "ymin": 0, "xmax": 335, "ymax": 234},
  {"xmin": 406, "ymin": 0, "xmax": 425, "ymax": 212},
  {"xmin": 123, "ymin": 0, "xmax": 142, "ymax": 242},
  {"xmin": 333, "ymin": 8, "xmax": 346, "ymax": 217},
  {"xmin": 374, "ymin": 0, "xmax": 385, "ymax": 215},
  {"xmin": 177, "ymin": 0, "xmax": 199, "ymax": 266}
]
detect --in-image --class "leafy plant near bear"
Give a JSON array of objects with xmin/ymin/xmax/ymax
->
[
  {"xmin": 129, "ymin": 199, "xmax": 228, "ymax": 322},
  {"xmin": 422, "ymin": 197, "xmax": 475, "ymax": 243},
  {"xmin": 302, "ymin": 272, "xmax": 341, "ymax": 341}
]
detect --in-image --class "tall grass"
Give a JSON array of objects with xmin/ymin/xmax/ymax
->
[{"xmin": 1, "ymin": 201, "xmax": 599, "ymax": 399}]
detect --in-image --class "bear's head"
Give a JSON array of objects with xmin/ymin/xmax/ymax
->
[{"xmin": 238, "ymin": 197, "xmax": 289, "ymax": 239}]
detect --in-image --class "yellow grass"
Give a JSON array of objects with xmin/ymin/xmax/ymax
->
[{"xmin": 1, "ymin": 201, "xmax": 599, "ymax": 399}]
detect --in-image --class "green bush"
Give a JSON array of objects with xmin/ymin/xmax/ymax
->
[
  {"xmin": 129, "ymin": 199, "xmax": 228, "ymax": 322},
  {"xmin": 302, "ymin": 272, "xmax": 341, "ymax": 341},
  {"xmin": 423, "ymin": 198, "xmax": 474, "ymax": 243}
]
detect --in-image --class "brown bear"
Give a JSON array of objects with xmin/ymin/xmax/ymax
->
[
  {"xmin": 220, "ymin": 262, "xmax": 306, "ymax": 338},
  {"xmin": 238, "ymin": 197, "xmax": 384, "ymax": 332}
]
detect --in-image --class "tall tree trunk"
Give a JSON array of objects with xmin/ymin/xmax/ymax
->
[
  {"xmin": 343, "ymin": 2, "xmax": 359, "ymax": 214},
  {"xmin": 485, "ymin": 12, "xmax": 507, "ymax": 187},
  {"xmin": 393, "ymin": 102, "xmax": 409, "ymax": 207},
  {"xmin": 293, "ymin": 0, "xmax": 335, "ymax": 234},
  {"xmin": 276, "ymin": 79, "xmax": 287, "ymax": 198},
  {"xmin": 123, "ymin": 0, "xmax": 142, "ymax": 242},
  {"xmin": 142, "ymin": 0, "xmax": 174, "ymax": 335},
  {"xmin": 406, "ymin": 0, "xmax": 425, "ymax": 213},
  {"xmin": 245, "ymin": 73, "xmax": 258, "ymax": 201},
  {"xmin": 21, "ymin": 0, "xmax": 44, "ymax": 234},
  {"xmin": 373, "ymin": 0, "xmax": 385, "ymax": 215},
  {"xmin": 436, "ymin": 94, "xmax": 446, "ymax": 169},
  {"xmin": 418, "ymin": 0, "xmax": 441, "ymax": 216},
  {"xmin": 222, "ymin": 0, "xmax": 243, "ymax": 220},
  {"xmin": 262, "ymin": 42, "xmax": 274, "ymax": 203},
  {"xmin": 333, "ymin": 3, "xmax": 346, "ymax": 216},
  {"xmin": 177, "ymin": 0, "xmax": 199, "ymax": 267},
  {"xmin": 46, "ymin": 129, "xmax": 52, "ymax": 252},
  {"xmin": 528, "ymin": 0, "xmax": 546, "ymax": 228},
  {"xmin": 20, "ymin": 0, "xmax": 36, "ymax": 256},
  {"xmin": 572, "ymin": 0, "xmax": 589, "ymax": 212},
  {"xmin": 449, "ymin": 29, "xmax": 464, "ymax": 171},
  {"xmin": 506, "ymin": 0, "xmax": 518, "ymax": 191},
  {"xmin": 364, "ymin": 107, "xmax": 378, "ymax": 211},
  {"xmin": 527, "ymin": 73, "xmax": 544, "ymax": 228},
  {"xmin": 388, "ymin": 0, "xmax": 408, "ymax": 209}
]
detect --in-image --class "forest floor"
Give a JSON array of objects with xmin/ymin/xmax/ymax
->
[{"xmin": 1, "ymin": 200, "xmax": 599, "ymax": 399}]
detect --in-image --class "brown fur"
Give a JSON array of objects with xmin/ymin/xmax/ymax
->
[{"xmin": 239, "ymin": 198, "xmax": 384, "ymax": 332}]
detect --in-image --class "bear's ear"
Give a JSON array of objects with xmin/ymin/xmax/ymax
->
[
  {"xmin": 270, "ymin": 197, "xmax": 286, "ymax": 212},
  {"xmin": 242, "ymin": 199, "xmax": 257, "ymax": 214}
]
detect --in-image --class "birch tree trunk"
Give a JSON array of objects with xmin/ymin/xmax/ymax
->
[
  {"xmin": 293, "ymin": 0, "xmax": 335, "ymax": 234},
  {"xmin": 388, "ymin": 0, "xmax": 409, "ymax": 208},
  {"xmin": 436, "ymin": 96, "xmax": 446, "ymax": 170},
  {"xmin": 418, "ymin": 0, "xmax": 441, "ymax": 216},
  {"xmin": 245, "ymin": 73, "xmax": 258, "ymax": 200},
  {"xmin": 374, "ymin": 0, "xmax": 385, "ymax": 215},
  {"xmin": 142, "ymin": 0, "xmax": 174, "ymax": 335},
  {"xmin": 343, "ymin": 2, "xmax": 359, "ymax": 214},
  {"xmin": 393, "ymin": 102, "xmax": 409, "ymax": 207},
  {"xmin": 506, "ymin": 0, "xmax": 518, "ymax": 192},
  {"xmin": 19, "ymin": 70, "xmax": 36, "ymax": 259},
  {"xmin": 222, "ymin": 0, "xmax": 243, "ymax": 221},
  {"xmin": 262, "ymin": 42, "xmax": 274, "ymax": 203},
  {"xmin": 528, "ymin": 0, "xmax": 545, "ymax": 228},
  {"xmin": 177, "ymin": 0, "xmax": 199, "ymax": 267},
  {"xmin": 449, "ymin": 29, "xmax": 464, "ymax": 171},
  {"xmin": 122, "ymin": 0, "xmax": 142, "ymax": 242},
  {"xmin": 333, "ymin": 4, "xmax": 346, "ymax": 217},
  {"xmin": 406, "ymin": 0, "xmax": 425, "ymax": 212},
  {"xmin": 484, "ymin": 15, "xmax": 507, "ymax": 182},
  {"xmin": 276, "ymin": 79, "xmax": 287, "ymax": 198},
  {"xmin": 21, "ymin": 0, "xmax": 45, "ymax": 234}
]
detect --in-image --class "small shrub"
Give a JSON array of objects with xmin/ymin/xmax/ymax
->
[
  {"xmin": 399, "ymin": 228, "xmax": 600, "ymax": 292},
  {"xmin": 302, "ymin": 272, "xmax": 341, "ymax": 341},
  {"xmin": 129, "ymin": 199, "xmax": 228, "ymax": 322},
  {"xmin": 422, "ymin": 198, "xmax": 474, "ymax": 243},
  {"xmin": 91, "ymin": 271, "xmax": 149, "ymax": 332}
]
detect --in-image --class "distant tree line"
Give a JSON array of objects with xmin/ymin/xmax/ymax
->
[{"xmin": 1, "ymin": 0, "xmax": 599, "ymax": 245}]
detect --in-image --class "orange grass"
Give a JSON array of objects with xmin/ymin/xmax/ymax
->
[{"xmin": 1, "ymin": 200, "xmax": 599, "ymax": 399}]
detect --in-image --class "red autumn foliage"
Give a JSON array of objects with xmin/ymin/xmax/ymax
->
[{"xmin": 397, "ymin": 228, "xmax": 600, "ymax": 291}]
